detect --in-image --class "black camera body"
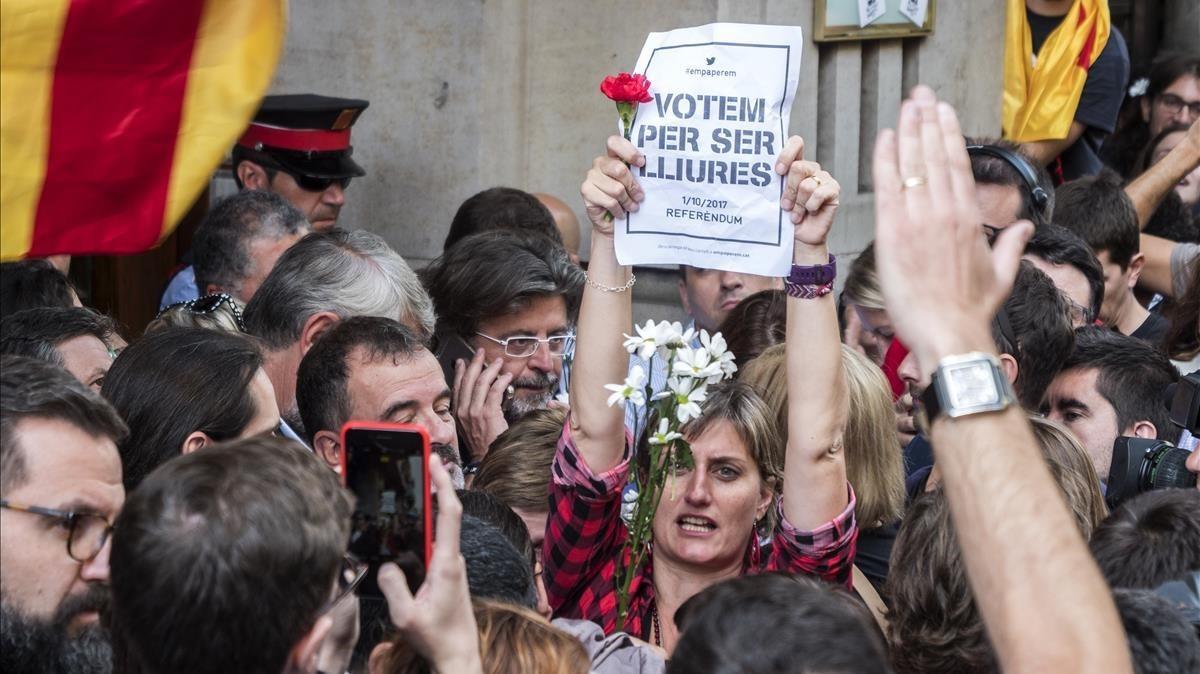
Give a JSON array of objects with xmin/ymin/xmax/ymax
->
[
  {"xmin": 1105, "ymin": 372, "xmax": 1199, "ymax": 509},
  {"xmin": 1105, "ymin": 438, "xmax": 1196, "ymax": 509}
]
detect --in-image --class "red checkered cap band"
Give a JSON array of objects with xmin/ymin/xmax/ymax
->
[{"xmin": 236, "ymin": 123, "xmax": 351, "ymax": 153}]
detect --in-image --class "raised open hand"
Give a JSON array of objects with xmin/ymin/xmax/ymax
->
[{"xmin": 871, "ymin": 86, "xmax": 1032, "ymax": 374}]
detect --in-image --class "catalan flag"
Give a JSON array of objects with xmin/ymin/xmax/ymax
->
[
  {"xmin": 1002, "ymin": 0, "xmax": 1110, "ymax": 143},
  {"xmin": 0, "ymin": 0, "xmax": 286, "ymax": 260}
]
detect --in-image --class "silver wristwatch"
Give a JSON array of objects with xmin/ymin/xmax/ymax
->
[{"xmin": 916, "ymin": 352, "xmax": 1016, "ymax": 433}]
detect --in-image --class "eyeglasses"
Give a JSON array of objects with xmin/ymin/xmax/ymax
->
[
  {"xmin": 0, "ymin": 500, "xmax": 114, "ymax": 563},
  {"xmin": 318, "ymin": 554, "xmax": 368, "ymax": 616},
  {"xmin": 157, "ymin": 293, "xmax": 246, "ymax": 331},
  {"xmin": 475, "ymin": 332, "xmax": 575, "ymax": 358},
  {"xmin": 1064, "ymin": 296, "xmax": 1094, "ymax": 326},
  {"xmin": 294, "ymin": 174, "xmax": 352, "ymax": 193},
  {"xmin": 1156, "ymin": 93, "xmax": 1200, "ymax": 119}
]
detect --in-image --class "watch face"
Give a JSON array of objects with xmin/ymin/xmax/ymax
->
[{"xmin": 943, "ymin": 361, "xmax": 1002, "ymax": 409}]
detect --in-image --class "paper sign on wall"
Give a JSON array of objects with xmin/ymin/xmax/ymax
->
[
  {"xmin": 858, "ymin": 0, "xmax": 887, "ymax": 27},
  {"xmin": 618, "ymin": 23, "xmax": 804, "ymax": 277},
  {"xmin": 898, "ymin": 0, "xmax": 929, "ymax": 27}
]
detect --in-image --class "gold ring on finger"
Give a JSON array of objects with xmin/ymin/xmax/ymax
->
[
  {"xmin": 805, "ymin": 175, "xmax": 823, "ymax": 187},
  {"xmin": 902, "ymin": 176, "xmax": 927, "ymax": 190}
]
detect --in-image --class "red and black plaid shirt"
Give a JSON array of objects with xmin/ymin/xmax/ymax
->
[{"xmin": 543, "ymin": 422, "xmax": 858, "ymax": 640}]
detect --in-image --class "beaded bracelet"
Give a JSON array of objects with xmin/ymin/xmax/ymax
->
[{"xmin": 784, "ymin": 280, "xmax": 834, "ymax": 299}]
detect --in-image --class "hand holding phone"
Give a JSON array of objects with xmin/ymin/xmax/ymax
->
[
  {"xmin": 452, "ymin": 348, "xmax": 512, "ymax": 463},
  {"xmin": 378, "ymin": 457, "xmax": 483, "ymax": 674},
  {"xmin": 342, "ymin": 422, "xmax": 432, "ymax": 597}
]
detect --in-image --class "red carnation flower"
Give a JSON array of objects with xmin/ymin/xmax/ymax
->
[{"xmin": 600, "ymin": 72, "xmax": 652, "ymax": 104}]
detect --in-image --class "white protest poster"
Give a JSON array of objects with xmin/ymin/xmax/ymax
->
[
  {"xmin": 618, "ymin": 23, "xmax": 804, "ymax": 277},
  {"xmin": 858, "ymin": 0, "xmax": 887, "ymax": 28},
  {"xmin": 898, "ymin": 0, "xmax": 928, "ymax": 27}
]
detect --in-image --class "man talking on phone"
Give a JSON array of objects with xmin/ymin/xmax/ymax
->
[
  {"xmin": 422, "ymin": 231, "xmax": 584, "ymax": 464},
  {"xmin": 295, "ymin": 316, "xmax": 466, "ymax": 489}
]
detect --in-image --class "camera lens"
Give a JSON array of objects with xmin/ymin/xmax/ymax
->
[{"xmin": 1141, "ymin": 445, "xmax": 1198, "ymax": 491}]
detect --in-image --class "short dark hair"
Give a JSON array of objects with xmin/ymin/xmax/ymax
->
[
  {"xmin": 0, "ymin": 306, "xmax": 114, "ymax": 366},
  {"xmin": 1103, "ymin": 54, "xmax": 1200, "ymax": 178},
  {"xmin": 1023, "ymin": 224, "xmax": 1106, "ymax": 322},
  {"xmin": 230, "ymin": 144, "xmax": 280, "ymax": 189},
  {"xmin": 994, "ymin": 262, "xmax": 1076, "ymax": 409},
  {"xmin": 1112, "ymin": 588, "xmax": 1200, "ymax": 674},
  {"xmin": 101, "ymin": 327, "xmax": 265, "ymax": 490},
  {"xmin": 193, "ymin": 190, "xmax": 307, "ymax": 298},
  {"xmin": 1060, "ymin": 326, "xmax": 1179, "ymax": 442},
  {"xmin": 422, "ymin": 230, "xmax": 584, "ymax": 339},
  {"xmin": 110, "ymin": 436, "xmax": 351, "ymax": 674},
  {"xmin": 1090, "ymin": 489, "xmax": 1200, "ymax": 590},
  {"xmin": 966, "ymin": 137, "xmax": 1055, "ymax": 227},
  {"xmin": 669, "ymin": 573, "xmax": 890, "ymax": 674},
  {"xmin": 458, "ymin": 490, "xmax": 535, "ymax": 565},
  {"xmin": 459, "ymin": 514, "xmax": 537, "ymax": 610},
  {"xmin": 887, "ymin": 491, "xmax": 996, "ymax": 674},
  {"xmin": 443, "ymin": 187, "xmax": 562, "ymax": 252},
  {"xmin": 296, "ymin": 316, "xmax": 424, "ymax": 442},
  {"xmin": 718, "ymin": 289, "xmax": 786, "ymax": 369},
  {"xmin": 0, "ymin": 355, "xmax": 128, "ymax": 495},
  {"xmin": 0, "ymin": 259, "xmax": 79, "ymax": 319},
  {"xmin": 1145, "ymin": 53, "xmax": 1200, "ymax": 105},
  {"xmin": 1054, "ymin": 172, "xmax": 1140, "ymax": 268}
]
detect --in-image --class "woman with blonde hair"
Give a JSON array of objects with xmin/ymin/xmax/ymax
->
[
  {"xmin": 841, "ymin": 243, "xmax": 893, "ymax": 364},
  {"xmin": 542, "ymin": 134, "xmax": 856, "ymax": 652},
  {"xmin": 741, "ymin": 343, "xmax": 905, "ymax": 591},
  {"xmin": 375, "ymin": 600, "xmax": 591, "ymax": 674}
]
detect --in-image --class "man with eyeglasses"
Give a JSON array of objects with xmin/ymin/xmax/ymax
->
[
  {"xmin": 423, "ymin": 231, "xmax": 584, "ymax": 465},
  {"xmin": 1022, "ymin": 224, "xmax": 1106, "ymax": 329},
  {"xmin": 0, "ymin": 355, "xmax": 128, "ymax": 673}
]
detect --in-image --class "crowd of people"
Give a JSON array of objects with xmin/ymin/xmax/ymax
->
[{"xmin": 1, "ymin": 14, "xmax": 1199, "ymax": 674}]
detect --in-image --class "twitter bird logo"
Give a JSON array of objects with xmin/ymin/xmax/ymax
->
[{"xmin": 705, "ymin": 56, "xmax": 716, "ymax": 65}]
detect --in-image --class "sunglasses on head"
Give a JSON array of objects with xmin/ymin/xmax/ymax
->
[{"xmin": 157, "ymin": 293, "xmax": 246, "ymax": 331}]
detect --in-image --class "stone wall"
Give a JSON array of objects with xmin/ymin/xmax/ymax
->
[{"xmin": 269, "ymin": 0, "xmax": 1006, "ymax": 324}]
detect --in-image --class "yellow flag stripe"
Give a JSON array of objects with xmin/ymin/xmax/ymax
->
[
  {"xmin": 0, "ymin": 0, "xmax": 72, "ymax": 261},
  {"xmin": 162, "ymin": 0, "xmax": 287, "ymax": 238}
]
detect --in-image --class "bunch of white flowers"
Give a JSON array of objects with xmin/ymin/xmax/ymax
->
[
  {"xmin": 608, "ymin": 319, "xmax": 737, "ymax": 422},
  {"xmin": 605, "ymin": 320, "xmax": 738, "ymax": 629}
]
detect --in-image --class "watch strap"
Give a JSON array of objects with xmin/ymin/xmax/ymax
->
[{"xmin": 786, "ymin": 254, "xmax": 837, "ymax": 286}]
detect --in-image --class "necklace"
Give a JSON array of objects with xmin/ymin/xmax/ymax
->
[{"xmin": 652, "ymin": 599, "xmax": 662, "ymax": 647}]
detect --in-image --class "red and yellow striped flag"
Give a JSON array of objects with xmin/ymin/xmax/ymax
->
[{"xmin": 1, "ymin": 0, "xmax": 286, "ymax": 260}]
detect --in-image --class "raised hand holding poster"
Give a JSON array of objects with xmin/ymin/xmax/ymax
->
[{"xmin": 616, "ymin": 23, "xmax": 804, "ymax": 277}]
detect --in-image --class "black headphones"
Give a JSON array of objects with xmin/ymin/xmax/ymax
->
[{"xmin": 966, "ymin": 144, "xmax": 1050, "ymax": 215}]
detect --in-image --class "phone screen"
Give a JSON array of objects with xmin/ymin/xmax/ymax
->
[{"xmin": 342, "ymin": 423, "xmax": 431, "ymax": 597}]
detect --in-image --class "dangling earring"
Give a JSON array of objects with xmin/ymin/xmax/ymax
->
[{"xmin": 749, "ymin": 516, "xmax": 766, "ymax": 567}]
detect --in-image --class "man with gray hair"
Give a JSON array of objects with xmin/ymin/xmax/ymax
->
[
  {"xmin": 422, "ymin": 230, "xmax": 583, "ymax": 463},
  {"xmin": 160, "ymin": 191, "xmax": 310, "ymax": 307},
  {"xmin": 244, "ymin": 228, "xmax": 435, "ymax": 441}
]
